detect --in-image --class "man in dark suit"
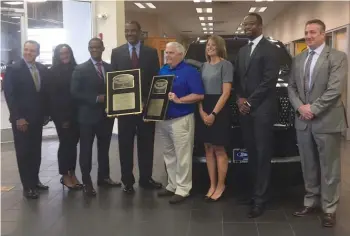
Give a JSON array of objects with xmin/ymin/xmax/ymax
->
[
  {"xmin": 110, "ymin": 21, "xmax": 162, "ymax": 194},
  {"xmin": 3, "ymin": 40, "xmax": 50, "ymax": 199},
  {"xmin": 71, "ymin": 38, "xmax": 121, "ymax": 197},
  {"xmin": 234, "ymin": 13, "xmax": 280, "ymax": 218}
]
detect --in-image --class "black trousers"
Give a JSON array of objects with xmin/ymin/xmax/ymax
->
[
  {"xmin": 118, "ymin": 114, "xmax": 155, "ymax": 186},
  {"xmin": 240, "ymin": 113, "xmax": 274, "ymax": 205},
  {"xmin": 12, "ymin": 123, "xmax": 43, "ymax": 189},
  {"xmin": 79, "ymin": 117, "xmax": 114, "ymax": 185},
  {"xmin": 53, "ymin": 120, "xmax": 79, "ymax": 175}
]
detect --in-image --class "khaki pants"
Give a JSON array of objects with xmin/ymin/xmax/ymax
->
[{"xmin": 156, "ymin": 113, "xmax": 195, "ymax": 197}]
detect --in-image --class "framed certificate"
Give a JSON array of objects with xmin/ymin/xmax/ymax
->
[
  {"xmin": 143, "ymin": 75, "xmax": 175, "ymax": 121},
  {"xmin": 106, "ymin": 69, "xmax": 142, "ymax": 117}
]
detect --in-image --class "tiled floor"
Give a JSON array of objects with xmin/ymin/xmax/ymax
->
[{"xmin": 1, "ymin": 134, "xmax": 350, "ymax": 236}]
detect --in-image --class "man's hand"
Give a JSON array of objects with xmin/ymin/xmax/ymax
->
[
  {"xmin": 16, "ymin": 118, "xmax": 28, "ymax": 132},
  {"xmin": 237, "ymin": 98, "xmax": 250, "ymax": 115},
  {"xmin": 298, "ymin": 104, "xmax": 314, "ymax": 120},
  {"xmin": 168, "ymin": 92, "xmax": 181, "ymax": 104},
  {"xmin": 200, "ymin": 109, "xmax": 208, "ymax": 122},
  {"xmin": 204, "ymin": 113, "xmax": 215, "ymax": 126},
  {"xmin": 97, "ymin": 95, "xmax": 105, "ymax": 103}
]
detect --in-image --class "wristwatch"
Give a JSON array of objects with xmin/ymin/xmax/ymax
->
[{"xmin": 211, "ymin": 112, "xmax": 217, "ymax": 117}]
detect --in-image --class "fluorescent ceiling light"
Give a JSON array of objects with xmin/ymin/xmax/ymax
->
[
  {"xmin": 206, "ymin": 8, "xmax": 212, "ymax": 13},
  {"xmin": 237, "ymin": 27, "xmax": 242, "ymax": 30},
  {"xmin": 199, "ymin": 16, "xmax": 205, "ymax": 21},
  {"xmin": 208, "ymin": 16, "xmax": 213, "ymax": 20},
  {"xmin": 249, "ymin": 7, "xmax": 256, "ymax": 13},
  {"xmin": 201, "ymin": 23, "xmax": 206, "ymax": 26},
  {"xmin": 193, "ymin": 0, "xmax": 200, "ymax": 2},
  {"xmin": 203, "ymin": 28, "xmax": 207, "ymax": 30},
  {"xmin": 205, "ymin": 0, "xmax": 212, "ymax": 2},
  {"xmin": 134, "ymin": 3, "xmax": 146, "ymax": 8},
  {"xmin": 208, "ymin": 23, "xmax": 213, "ymax": 26},
  {"xmin": 11, "ymin": 16, "xmax": 20, "ymax": 19},
  {"xmin": 267, "ymin": 0, "xmax": 274, "ymax": 1},
  {"xmin": 255, "ymin": 0, "xmax": 263, "ymax": 2},
  {"xmin": 146, "ymin": 3, "xmax": 156, "ymax": 9},
  {"xmin": 194, "ymin": 0, "xmax": 212, "ymax": 2},
  {"xmin": 210, "ymin": 31, "xmax": 213, "ymax": 34},
  {"xmin": 27, "ymin": 0, "xmax": 48, "ymax": 2},
  {"xmin": 241, "ymin": 31, "xmax": 244, "ymax": 34},
  {"xmin": 204, "ymin": 31, "xmax": 208, "ymax": 34},
  {"xmin": 196, "ymin": 8, "xmax": 203, "ymax": 13},
  {"xmin": 259, "ymin": 7, "xmax": 267, "ymax": 12},
  {"xmin": 3, "ymin": 1, "xmax": 23, "ymax": 5},
  {"xmin": 235, "ymin": 31, "xmax": 239, "ymax": 34}
]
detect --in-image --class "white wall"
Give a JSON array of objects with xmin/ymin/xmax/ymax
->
[
  {"xmin": 62, "ymin": 0, "xmax": 92, "ymax": 64},
  {"xmin": 264, "ymin": 1, "xmax": 350, "ymax": 43}
]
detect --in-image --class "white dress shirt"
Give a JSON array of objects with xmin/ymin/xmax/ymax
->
[
  {"xmin": 248, "ymin": 34, "xmax": 264, "ymax": 55},
  {"xmin": 304, "ymin": 42, "xmax": 325, "ymax": 88}
]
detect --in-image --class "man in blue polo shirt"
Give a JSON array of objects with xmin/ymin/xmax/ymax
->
[{"xmin": 157, "ymin": 42, "xmax": 204, "ymax": 204}]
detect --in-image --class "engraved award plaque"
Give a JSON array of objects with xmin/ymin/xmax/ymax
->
[
  {"xmin": 143, "ymin": 75, "xmax": 175, "ymax": 121},
  {"xmin": 106, "ymin": 69, "xmax": 142, "ymax": 117}
]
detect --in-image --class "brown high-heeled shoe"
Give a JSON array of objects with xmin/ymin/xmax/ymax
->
[{"xmin": 69, "ymin": 171, "xmax": 83, "ymax": 189}]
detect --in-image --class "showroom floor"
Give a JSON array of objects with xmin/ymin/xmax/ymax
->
[{"xmin": 1, "ymin": 135, "xmax": 350, "ymax": 236}]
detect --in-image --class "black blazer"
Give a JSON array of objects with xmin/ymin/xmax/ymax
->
[
  {"xmin": 71, "ymin": 59, "xmax": 112, "ymax": 125},
  {"xmin": 46, "ymin": 64, "xmax": 77, "ymax": 124},
  {"xmin": 3, "ymin": 59, "xmax": 49, "ymax": 124},
  {"xmin": 110, "ymin": 43, "xmax": 160, "ymax": 102},
  {"xmin": 234, "ymin": 37, "xmax": 280, "ymax": 117}
]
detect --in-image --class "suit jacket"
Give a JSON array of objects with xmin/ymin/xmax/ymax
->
[
  {"xmin": 71, "ymin": 59, "xmax": 112, "ymax": 125},
  {"xmin": 3, "ymin": 59, "xmax": 49, "ymax": 124},
  {"xmin": 45, "ymin": 64, "xmax": 77, "ymax": 124},
  {"xmin": 110, "ymin": 43, "xmax": 160, "ymax": 102},
  {"xmin": 234, "ymin": 37, "xmax": 280, "ymax": 119},
  {"xmin": 288, "ymin": 45, "xmax": 348, "ymax": 133}
]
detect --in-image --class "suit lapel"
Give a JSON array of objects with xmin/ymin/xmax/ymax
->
[
  {"xmin": 21, "ymin": 59, "xmax": 38, "ymax": 91},
  {"xmin": 309, "ymin": 46, "xmax": 330, "ymax": 91},
  {"xmin": 139, "ymin": 44, "xmax": 145, "ymax": 69},
  {"xmin": 299, "ymin": 51, "xmax": 308, "ymax": 94},
  {"xmin": 123, "ymin": 44, "xmax": 133, "ymax": 68},
  {"xmin": 244, "ymin": 38, "xmax": 264, "ymax": 74}
]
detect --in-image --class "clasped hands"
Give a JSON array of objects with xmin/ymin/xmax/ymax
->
[
  {"xmin": 200, "ymin": 110, "xmax": 215, "ymax": 126},
  {"xmin": 298, "ymin": 104, "xmax": 314, "ymax": 120}
]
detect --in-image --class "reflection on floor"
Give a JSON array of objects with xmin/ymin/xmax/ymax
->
[{"xmin": 1, "ymin": 136, "xmax": 350, "ymax": 236}]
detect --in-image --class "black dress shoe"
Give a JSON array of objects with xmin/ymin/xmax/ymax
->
[
  {"xmin": 248, "ymin": 204, "xmax": 265, "ymax": 218},
  {"xmin": 169, "ymin": 194, "xmax": 187, "ymax": 204},
  {"xmin": 123, "ymin": 185, "xmax": 135, "ymax": 194},
  {"xmin": 36, "ymin": 182, "xmax": 49, "ymax": 190},
  {"xmin": 293, "ymin": 206, "xmax": 316, "ymax": 217},
  {"xmin": 97, "ymin": 178, "xmax": 122, "ymax": 187},
  {"xmin": 322, "ymin": 213, "xmax": 336, "ymax": 227},
  {"xmin": 157, "ymin": 189, "xmax": 175, "ymax": 197},
  {"xmin": 83, "ymin": 185, "xmax": 96, "ymax": 197},
  {"xmin": 23, "ymin": 188, "xmax": 39, "ymax": 199},
  {"xmin": 139, "ymin": 179, "xmax": 163, "ymax": 189}
]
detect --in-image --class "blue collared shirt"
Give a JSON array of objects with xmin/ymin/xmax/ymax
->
[
  {"xmin": 24, "ymin": 59, "xmax": 41, "ymax": 89},
  {"xmin": 128, "ymin": 41, "xmax": 141, "ymax": 58},
  {"xmin": 90, "ymin": 58, "xmax": 105, "ymax": 80},
  {"xmin": 159, "ymin": 61, "xmax": 204, "ymax": 118}
]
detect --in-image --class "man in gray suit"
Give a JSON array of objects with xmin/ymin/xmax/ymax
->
[{"xmin": 288, "ymin": 19, "xmax": 348, "ymax": 227}]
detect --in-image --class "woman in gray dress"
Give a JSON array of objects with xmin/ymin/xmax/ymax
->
[{"xmin": 198, "ymin": 35, "xmax": 233, "ymax": 201}]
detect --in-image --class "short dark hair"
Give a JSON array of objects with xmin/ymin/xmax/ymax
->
[
  {"xmin": 126, "ymin": 20, "xmax": 141, "ymax": 30},
  {"xmin": 247, "ymin": 13, "xmax": 263, "ymax": 26},
  {"xmin": 305, "ymin": 19, "xmax": 326, "ymax": 32},
  {"xmin": 89, "ymin": 37, "xmax": 104, "ymax": 47},
  {"xmin": 24, "ymin": 40, "xmax": 40, "ymax": 53}
]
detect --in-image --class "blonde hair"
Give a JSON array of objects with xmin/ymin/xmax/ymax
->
[{"xmin": 205, "ymin": 35, "xmax": 227, "ymax": 62}]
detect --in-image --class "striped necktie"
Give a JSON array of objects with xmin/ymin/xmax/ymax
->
[
  {"xmin": 304, "ymin": 50, "xmax": 315, "ymax": 95},
  {"xmin": 96, "ymin": 62, "xmax": 104, "ymax": 81}
]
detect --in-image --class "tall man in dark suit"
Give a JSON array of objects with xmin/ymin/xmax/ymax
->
[
  {"xmin": 71, "ymin": 38, "xmax": 121, "ymax": 197},
  {"xmin": 234, "ymin": 13, "xmax": 280, "ymax": 218},
  {"xmin": 111, "ymin": 21, "xmax": 162, "ymax": 194},
  {"xmin": 3, "ymin": 40, "xmax": 50, "ymax": 199}
]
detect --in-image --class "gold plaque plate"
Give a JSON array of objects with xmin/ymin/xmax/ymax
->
[
  {"xmin": 147, "ymin": 99, "xmax": 164, "ymax": 117},
  {"xmin": 112, "ymin": 93, "xmax": 135, "ymax": 111}
]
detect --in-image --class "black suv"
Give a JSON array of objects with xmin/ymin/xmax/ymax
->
[{"xmin": 185, "ymin": 35, "xmax": 302, "ymax": 187}]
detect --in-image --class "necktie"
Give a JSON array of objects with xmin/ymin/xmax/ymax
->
[
  {"xmin": 131, "ymin": 46, "xmax": 139, "ymax": 69},
  {"xmin": 31, "ymin": 64, "xmax": 40, "ymax": 91},
  {"xmin": 245, "ymin": 42, "xmax": 254, "ymax": 69},
  {"xmin": 304, "ymin": 50, "xmax": 315, "ymax": 95},
  {"xmin": 96, "ymin": 62, "xmax": 104, "ymax": 81}
]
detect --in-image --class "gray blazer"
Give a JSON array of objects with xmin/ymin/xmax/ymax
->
[{"xmin": 288, "ymin": 45, "xmax": 348, "ymax": 133}]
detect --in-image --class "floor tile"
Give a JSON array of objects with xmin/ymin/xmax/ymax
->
[
  {"xmin": 223, "ymin": 223, "xmax": 258, "ymax": 236},
  {"xmin": 257, "ymin": 223, "xmax": 295, "ymax": 236}
]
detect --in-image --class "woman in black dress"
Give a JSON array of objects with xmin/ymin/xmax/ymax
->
[
  {"xmin": 198, "ymin": 35, "xmax": 234, "ymax": 201},
  {"xmin": 48, "ymin": 44, "xmax": 82, "ymax": 190}
]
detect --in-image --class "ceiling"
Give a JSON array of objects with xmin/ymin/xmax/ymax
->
[{"xmin": 125, "ymin": 0, "xmax": 294, "ymax": 37}]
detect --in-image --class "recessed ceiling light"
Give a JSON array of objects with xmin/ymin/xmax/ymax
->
[
  {"xmin": 208, "ymin": 16, "xmax": 213, "ymax": 20},
  {"xmin": 194, "ymin": 0, "xmax": 200, "ymax": 2},
  {"xmin": 203, "ymin": 28, "xmax": 207, "ymax": 30},
  {"xmin": 208, "ymin": 23, "xmax": 213, "ymax": 26},
  {"xmin": 206, "ymin": 8, "xmax": 212, "ymax": 13},
  {"xmin": 204, "ymin": 31, "xmax": 208, "ymax": 34},
  {"xmin": 196, "ymin": 8, "xmax": 203, "ymax": 13},
  {"xmin": 249, "ymin": 7, "xmax": 256, "ymax": 13},
  {"xmin": 267, "ymin": 0, "xmax": 274, "ymax": 1},
  {"xmin": 27, "ymin": 0, "xmax": 47, "ymax": 2},
  {"xmin": 134, "ymin": 3, "xmax": 146, "ymax": 8},
  {"xmin": 201, "ymin": 23, "xmax": 206, "ymax": 26},
  {"xmin": 199, "ymin": 16, "xmax": 205, "ymax": 21},
  {"xmin": 146, "ymin": 3, "xmax": 156, "ymax": 9},
  {"xmin": 205, "ymin": 0, "xmax": 212, "ymax": 2},
  {"xmin": 237, "ymin": 27, "xmax": 242, "ymax": 30},
  {"xmin": 259, "ymin": 7, "xmax": 267, "ymax": 12},
  {"xmin": 255, "ymin": 0, "xmax": 263, "ymax": 2},
  {"xmin": 11, "ymin": 16, "xmax": 20, "ymax": 19},
  {"xmin": 194, "ymin": 0, "xmax": 212, "ymax": 2},
  {"xmin": 3, "ymin": 1, "xmax": 23, "ymax": 5},
  {"xmin": 241, "ymin": 31, "xmax": 244, "ymax": 34},
  {"xmin": 235, "ymin": 31, "xmax": 239, "ymax": 34},
  {"xmin": 209, "ymin": 31, "xmax": 213, "ymax": 34}
]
